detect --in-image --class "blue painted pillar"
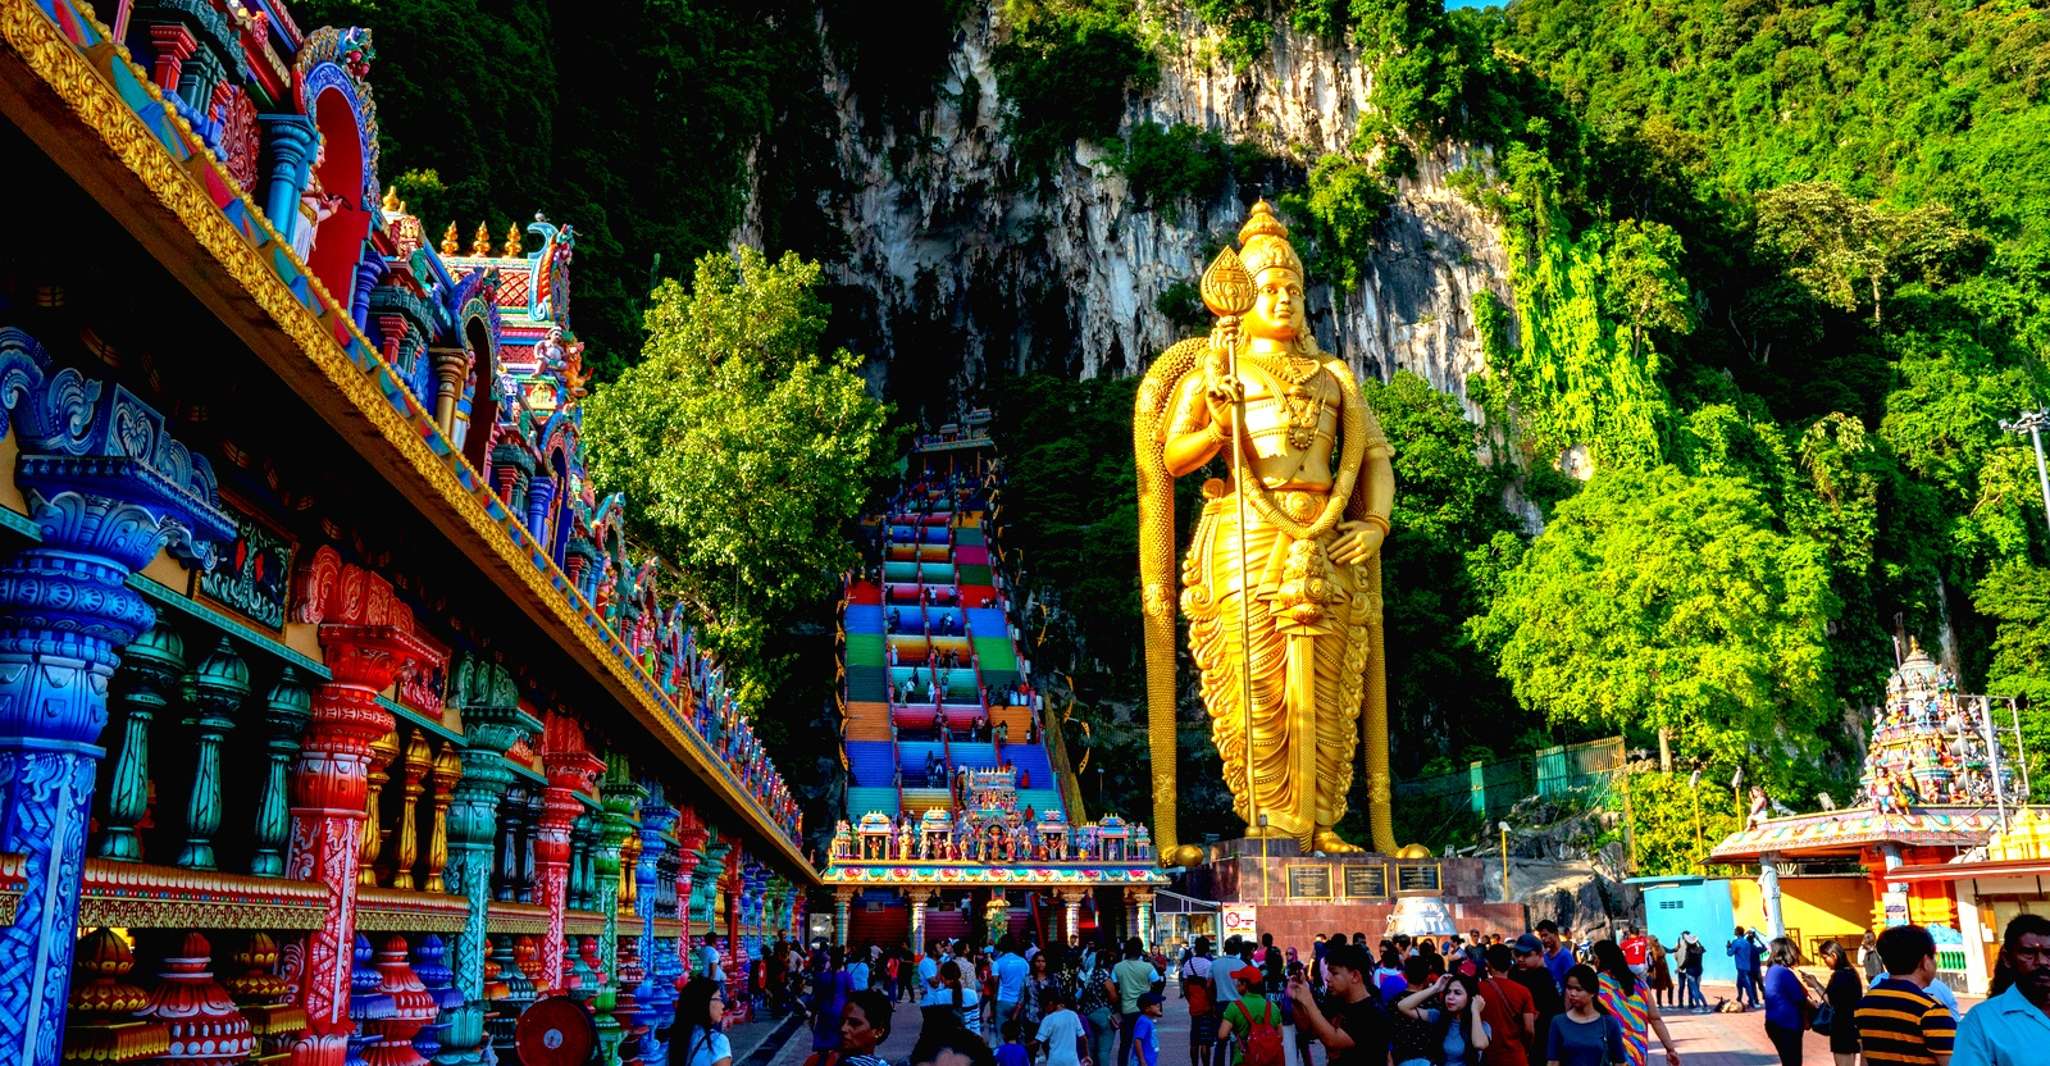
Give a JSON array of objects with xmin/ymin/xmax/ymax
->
[
  {"xmin": 525, "ymin": 476, "xmax": 555, "ymax": 544},
  {"xmin": 634, "ymin": 791, "xmax": 678, "ymax": 1063},
  {"xmin": 0, "ymin": 328, "xmax": 232, "ymax": 1066},
  {"xmin": 258, "ymin": 114, "xmax": 318, "ymax": 244}
]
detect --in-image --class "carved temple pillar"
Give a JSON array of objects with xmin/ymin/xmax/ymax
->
[
  {"xmin": 389, "ymin": 731, "xmax": 432, "ymax": 890},
  {"xmin": 594, "ymin": 757, "xmax": 643, "ymax": 1066},
  {"xmin": 425, "ymin": 744, "xmax": 459, "ymax": 894},
  {"xmin": 359, "ymin": 728, "xmax": 400, "ymax": 887},
  {"xmin": 524, "ymin": 477, "xmax": 555, "ymax": 545},
  {"xmin": 495, "ymin": 785, "xmax": 528, "ymax": 903},
  {"xmin": 910, "ymin": 891, "xmax": 929, "ymax": 952},
  {"xmin": 722, "ymin": 854, "xmax": 745, "ymax": 1013},
  {"xmin": 633, "ymin": 788, "xmax": 677, "ymax": 1064},
  {"xmin": 0, "ymin": 329, "xmax": 234, "ymax": 1066},
  {"xmin": 96, "ymin": 624, "xmax": 185, "ymax": 862},
  {"xmin": 832, "ymin": 889, "xmax": 854, "ymax": 949},
  {"xmin": 537, "ymin": 715, "xmax": 603, "ymax": 995},
  {"xmin": 175, "ymin": 637, "xmax": 250, "ymax": 870},
  {"xmin": 672, "ymin": 813, "xmax": 707, "ymax": 992},
  {"xmin": 257, "ymin": 114, "xmax": 317, "ymax": 244},
  {"xmin": 429, "ymin": 349, "xmax": 470, "ymax": 437},
  {"xmin": 282, "ymin": 546, "xmax": 435, "ymax": 1066},
  {"xmin": 438, "ymin": 657, "xmax": 533, "ymax": 1066},
  {"xmin": 146, "ymin": 23, "xmax": 197, "ymax": 95},
  {"xmin": 1127, "ymin": 890, "xmax": 1155, "ymax": 950},
  {"xmin": 252, "ymin": 668, "xmax": 313, "ymax": 877},
  {"xmin": 1060, "ymin": 890, "xmax": 1086, "ymax": 945}
]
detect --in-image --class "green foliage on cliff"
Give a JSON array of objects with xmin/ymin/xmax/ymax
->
[
  {"xmin": 1454, "ymin": 0, "xmax": 2050, "ymax": 805},
  {"xmin": 991, "ymin": 0, "xmax": 1160, "ymax": 177},
  {"xmin": 1279, "ymin": 155, "xmax": 1395, "ymax": 291},
  {"xmin": 1106, "ymin": 121, "xmax": 1269, "ymax": 221},
  {"xmin": 582, "ymin": 250, "xmax": 899, "ymax": 709},
  {"xmin": 1356, "ymin": 372, "xmax": 1524, "ymax": 810}
]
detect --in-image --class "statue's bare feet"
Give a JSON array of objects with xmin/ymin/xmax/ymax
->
[
  {"xmin": 1311, "ymin": 828, "xmax": 1365, "ymax": 855},
  {"xmin": 1163, "ymin": 844, "xmax": 1206, "ymax": 867}
]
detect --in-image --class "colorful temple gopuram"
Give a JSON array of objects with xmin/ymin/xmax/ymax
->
[
  {"xmin": 0, "ymin": 4, "xmax": 809, "ymax": 1066},
  {"xmin": 1712, "ymin": 639, "xmax": 2031, "ymax": 989},
  {"xmin": 826, "ymin": 419, "xmax": 1168, "ymax": 950}
]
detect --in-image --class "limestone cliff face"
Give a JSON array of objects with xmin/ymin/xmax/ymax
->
[{"xmin": 736, "ymin": 7, "xmax": 1513, "ymax": 410}]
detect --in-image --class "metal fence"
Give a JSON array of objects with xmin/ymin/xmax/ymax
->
[{"xmin": 1395, "ymin": 737, "xmax": 1627, "ymax": 819}]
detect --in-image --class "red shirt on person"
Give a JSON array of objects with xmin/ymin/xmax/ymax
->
[
  {"xmin": 1479, "ymin": 972, "xmax": 1536, "ymax": 1066},
  {"xmin": 1621, "ymin": 934, "xmax": 1649, "ymax": 969}
]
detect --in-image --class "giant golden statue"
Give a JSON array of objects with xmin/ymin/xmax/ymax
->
[{"xmin": 1135, "ymin": 202, "xmax": 1397, "ymax": 865}]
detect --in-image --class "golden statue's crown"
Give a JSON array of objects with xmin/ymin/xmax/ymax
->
[{"xmin": 1237, "ymin": 199, "xmax": 1303, "ymax": 278}]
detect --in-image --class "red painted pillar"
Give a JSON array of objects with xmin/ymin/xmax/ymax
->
[
  {"xmin": 284, "ymin": 548, "xmax": 434, "ymax": 1066},
  {"xmin": 538, "ymin": 712, "xmax": 603, "ymax": 994},
  {"xmin": 674, "ymin": 809, "xmax": 706, "ymax": 983},
  {"xmin": 146, "ymin": 23, "xmax": 195, "ymax": 94},
  {"xmin": 722, "ymin": 855, "xmax": 744, "ymax": 1019}
]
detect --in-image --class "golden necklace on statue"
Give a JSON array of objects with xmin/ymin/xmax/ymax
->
[{"xmin": 1253, "ymin": 351, "xmax": 1324, "ymax": 451}]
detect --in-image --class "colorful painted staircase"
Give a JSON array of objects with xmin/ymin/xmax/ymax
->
[{"xmin": 838, "ymin": 439, "xmax": 1068, "ymax": 831}]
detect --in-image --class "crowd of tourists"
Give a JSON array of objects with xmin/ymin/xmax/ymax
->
[
  {"xmin": 661, "ymin": 912, "xmax": 2050, "ymax": 1066},
  {"xmin": 1732, "ymin": 914, "xmax": 2048, "ymax": 1066}
]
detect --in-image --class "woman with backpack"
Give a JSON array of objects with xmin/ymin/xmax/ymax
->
[{"xmin": 1394, "ymin": 971, "xmax": 1491, "ymax": 1066}]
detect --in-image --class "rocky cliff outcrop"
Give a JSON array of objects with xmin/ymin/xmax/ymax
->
[{"xmin": 737, "ymin": 7, "xmax": 1512, "ymax": 410}]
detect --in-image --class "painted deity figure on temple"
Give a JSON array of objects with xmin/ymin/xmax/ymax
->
[
  {"xmin": 293, "ymin": 134, "xmax": 344, "ymax": 262},
  {"xmin": 1135, "ymin": 201, "xmax": 1398, "ymax": 862}
]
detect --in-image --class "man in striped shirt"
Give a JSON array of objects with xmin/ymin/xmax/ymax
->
[{"xmin": 1856, "ymin": 924, "xmax": 1957, "ymax": 1065}]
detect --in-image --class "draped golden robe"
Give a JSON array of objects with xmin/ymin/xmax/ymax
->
[{"xmin": 1135, "ymin": 339, "xmax": 1396, "ymax": 856}]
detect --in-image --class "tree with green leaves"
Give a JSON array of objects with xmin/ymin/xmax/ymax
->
[
  {"xmin": 1472, "ymin": 465, "xmax": 1838, "ymax": 779},
  {"xmin": 1753, "ymin": 181, "xmax": 1985, "ymax": 328},
  {"xmin": 582, "ymin": 249, "xmax": 898, "ymax": 710}
]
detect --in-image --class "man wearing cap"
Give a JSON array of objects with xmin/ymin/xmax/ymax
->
[
  {"xmin": 1218, "ymin": 965, "xmax": 1277, "ymax": 1066},
  {"xmin": 1509, "ymin": 934, "xmax": 1563, "ymax": 1058}
]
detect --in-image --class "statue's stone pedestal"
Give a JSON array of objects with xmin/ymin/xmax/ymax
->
[{"xmin": 1168, "ymin": 839, "xmax": 1525, "ymax": 949}]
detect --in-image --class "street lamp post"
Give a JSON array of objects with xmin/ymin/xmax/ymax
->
[
  {"xmin": 2000, "ymin": 409, "xmax": 2050, "ymax": 537},
  {"xmin": 1689, "ymin": 768, "xmax": 1704, "ymax": 873},
  {"xmin": 1497, "ymin": 822, "xmax": 1511, "ymax": 902}
]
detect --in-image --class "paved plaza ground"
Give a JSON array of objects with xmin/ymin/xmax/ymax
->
[{"xmin": 754, "ymin": 977, "xmax": 1976, "ymax": 1066}]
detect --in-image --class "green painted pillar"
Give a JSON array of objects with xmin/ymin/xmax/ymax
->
[
  {"xmin": 593, "ymin": 755, "xmax": 643, "ymax": 1066},
  {"xmin": 96, "ymin": 624, "xmax": 184, "ymax": 862},
  {"xmin": 176, "ymin": 637, "xmax": 250, "ymax": 870},
  {"xmin": 251, "ymin": 668, "xmax": 312, "ymax": 876},
  {"xmin": 439, "ymin": 657, "xmax": 537, "ymax": 1066}
]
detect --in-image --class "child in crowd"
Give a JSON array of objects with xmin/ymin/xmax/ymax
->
[
  {"xmin": 1034, "ymin": 987, "xmax": 1087, "ymax": 1066},
  {"xmin": 997, "ymin": 1019, "xmax": 1031, "ymax": 1066},
  {"xmin": 1133, "ymin": 992, "xmax": 1164, "ymax": 1066}
]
